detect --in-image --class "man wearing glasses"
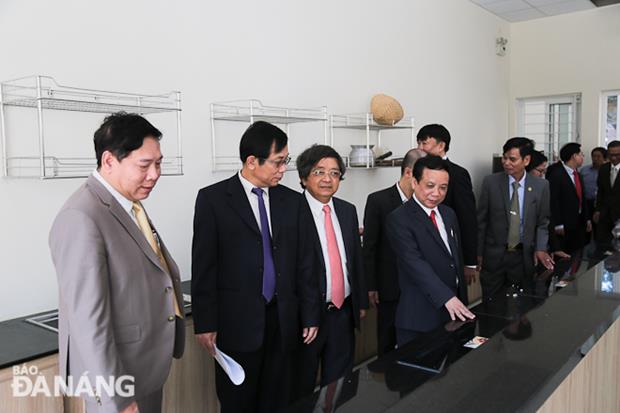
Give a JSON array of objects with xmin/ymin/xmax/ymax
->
[
  {"xmin": 292, "ymin": 144, "xmax": 369, "ymax": 398},
  {"xmin": 191, "ymin": 121, "xmax": 320, "ymax": 412}
]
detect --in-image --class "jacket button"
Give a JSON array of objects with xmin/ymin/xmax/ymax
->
[
  {"xmin": 165, "ymin": 286, "xmax": 172, "ymax": 293},
  {"xmin": 168, "ymin": 316, "xmax": 175, "ymax": 322}
]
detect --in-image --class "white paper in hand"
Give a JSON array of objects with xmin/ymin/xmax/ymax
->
[{"xmin": 214, "ymin": 345, "xmax": 245, "ymax": 385}]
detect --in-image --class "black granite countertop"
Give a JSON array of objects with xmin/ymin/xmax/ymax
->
[
  {"xmin": 0, "ymin": 280, "xmax": 193, "ymax": 370},
  {"xmin": 286, "ymin": 251, "xmax": 620, "ymax": 413}
]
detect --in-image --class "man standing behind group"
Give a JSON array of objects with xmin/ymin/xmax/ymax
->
[
  {"xmin": 362, "ymin": 148, "xmax": 425, "ymax": 356},
  {"xmin": 546, "ymin": 142, "xmax": 591, "ymax": 255},
  {"xmin": 477, "ymin": 137, "xmax": 554, "ymax": 300},
  {"xmin": 580, "ymin": 147, "xmax": 607, "ymax": 224},
  {"xmin": 49, "ymin": 113, "xmax": 185, "ymax": 413},
  {"xmin": 191, "ymin": 121, "xmax": 320, "ymax": 412},
  {"xmin": 294, "ymin": 145, "xmax": 369, "ymax": 396},
  {"xmin": 594, "ymin": 140, "xmax": 620, "ymax": 251},
  {"xmin": 387, "ymin": 156, "xmax": 474, "ymax": 346},
  {"xmin": 416, "ymin": 124, "xmax": 479, "ymax": 285}
]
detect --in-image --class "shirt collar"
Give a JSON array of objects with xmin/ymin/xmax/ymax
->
[
  {"xmin": 92, "ymin": 169, "xmax": 134, "ymax": 215},
  {"xmin": 238, "ymin": 171, "xmax": 269, "ymax": 198},
  {"xmin": 395, "ymin": 182, "xmax": 408, "ymax": 203},
  {"xmin": 304, "ymin": 190, "xmax": 334, "ymax": 215},
  {"xmin": 508, "ymin": 172, "xmax": 527, "ymax": 187},
  {"xmin": 562, "ymin": 161, "xmax": 576, "ymax": 175},
  {"xmin": 412, "ymin": 193, "xmax": 437, "ymax": 216}
]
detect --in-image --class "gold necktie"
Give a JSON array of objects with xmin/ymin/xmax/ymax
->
[
  {"xmin": 508, "ymin": 181, "xmax": 521, "ymax": 249},
  {"xmin": 132, "ymin": 202, "xmax": 183, "ymax": 318}
]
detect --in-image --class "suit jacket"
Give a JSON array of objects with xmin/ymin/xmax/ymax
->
[
  {"xmin": 545, "ymin": 162, "xmax": 588, "ymax": 252},
  {"xmin": 386, "ymin": 200, "xmax": 467, "ymax": 332},
  {"xmin": 442, "ymin": 159, "xmax": 478, "ymax": 267},
  {"xmin": 595, "ymin": 162, "xmax": 620, "ymax": 233},
  {"xmin": 477, "ymin": 172, "xmax": 550, "ymax": 276},
  {"xmin": 49, "ymin": 175, "xmax": 184, "ymax": 412},
  {"xmin": 191, "ymin": 175, "xmax": 320, "ymax": 353},
  {"xmin": 300, "ymin": 195, "xmax": 369, "ymax": 328},
  {"xmin": 362, "ymin": 184, "xmax": 403, "ymax": 301}
]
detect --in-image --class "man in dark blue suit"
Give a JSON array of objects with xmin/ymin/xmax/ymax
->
[
  {"xmin": 191, "ymin": 121, "xmax": 320, "ymax": 412},
  {"xmin": 387, "ymin": 155, "xmax": 475, "ymax": 346},
  {"xmin": 294, "ymin": 144, "xmax": 369, "ymax": 397}
]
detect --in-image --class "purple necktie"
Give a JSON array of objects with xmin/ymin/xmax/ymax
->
[{"xmin": 252, "ymin": 187, "xmax": 276, "ymax": 302}]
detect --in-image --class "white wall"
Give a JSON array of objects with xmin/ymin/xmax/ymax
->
[
  {"xmin": 509, "ymin": 4, "xmax": 620, "ymax": 154},
  {"xmin": 0, "ymin": 0, "xmax": 509, "ymax": 321}
]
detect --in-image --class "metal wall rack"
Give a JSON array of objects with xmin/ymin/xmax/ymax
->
[
  {"xmin": 210, "ymin": 99, "xmax": 328, "ymax": 171},
  {"xmin": 0, "ymin": 75, "xmax": 183, "ymax": 179},
  {"xmin": 330, "ymin": 113, "xmax": 416, "ymax": 168}
]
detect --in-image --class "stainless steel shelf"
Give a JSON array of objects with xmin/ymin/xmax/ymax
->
[{"xmin": 1, "ymin": 75, "xmax": 183, "ymax": 179}]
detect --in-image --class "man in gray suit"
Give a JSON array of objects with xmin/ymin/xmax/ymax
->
[
  {"xmin": 49, "ymin": 113, "xmax": 184, "ymax": 413},
  {"xmin": 477, "ymin": 137, "xmax": 554, "ymax": 300}
]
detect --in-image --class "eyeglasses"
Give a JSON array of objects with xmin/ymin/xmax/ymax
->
[
  {"xmin": 535, "ymin": 167, "xmax": 546, "ymax": 174},
  {"xmin": 260, "ymin": 155, "xmax": 291, "ymax": 168},
  {"xmin": 310, "ymin": 169, "xmax": 342, "ymax": 179}
]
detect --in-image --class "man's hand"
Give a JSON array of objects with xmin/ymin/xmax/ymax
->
[
  {"xmin": 368, "ymin": 291, "xmax": 379, "ymax": 307},
  {"xmin": 476, "ymin": 256, "xmax": 483, "ymax": 272},
  {"xmin": 360, "ymin": 309, "xmax": 367, "ymax": 320},
  {"xmin": 586, "ymin": 220, "xmax": 592, "ymax": 233},
  {"xmin": 119, "ymin": 401, "xmax": 139, "ymax": 413},
  {"xmin": 196, "ymin": 332, "xmax": 217, "ymax": 356},
  {"xmin": 534, "ymin": 251, "xmax": 555, "ymax": 270},
  {"xmin": 593, "ymin": 211, "xmax": 600, "ymax": 224},
  {"xmin": 303, "ymin": 326, "xmax": 318, "ymax": 344},
  {"xmin": 444, "ymin": 297, "xmax": 475, "ymax": 321},
  {"xmin": 553, "ymin": 250, "xmax": 571, "ymax": 259},
  {"xmin": 464, "ymin": 267, "xmax": 478, "ymax": 285}
]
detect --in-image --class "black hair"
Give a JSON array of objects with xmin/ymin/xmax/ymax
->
[
  {"xmin": 526, "ymin": 150, "xmax": 548, "ymax": 172},
  {"xmin": 239, "ymin": 121, "xmax": 288, "ymax": 164},
  {"xmin": 591, "ymin": 147, "xmax": 607, "ymax": 158},
  {"xmin": 416, "ymin": 124, "xmax": 451, "ymax": 152},
  {"xmin": 559, "ymin": 142, "xmax": 582, "ymax": 163},
  {"xmin": 412, "ymin": 155, "xmax": 449, "ymax": 182},
  {"xmin": 502, "ymin": 137, "xmax": 534, "ymax": 159},
  {"xmin": 94, "ymin": 112, "xmax": 162, "ymax": 168},
  {"xmin": 608, "ymin": 140, "xmax": 620, "ymax": 150},
  {"xmin": 296, "ymin": 144, "xmax": 346, "ymax": 189}
]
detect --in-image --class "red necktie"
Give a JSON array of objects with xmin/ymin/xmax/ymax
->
[
  {"xmin": 430, "ymin": 210, "xmax": 439, "ymax": 230},
  {"xmin": 323, "ymin": 205, "xmax": 344, "ymax": 309},
  {"xmin": 573, "ymin": 170, "xmax": 582, "ymax": 210}
]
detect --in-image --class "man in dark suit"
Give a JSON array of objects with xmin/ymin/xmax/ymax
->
[
  {"xmin": 546, "ymin": 142, "xmax": 591, "ymax": 254},
  {"xmin": 294, "ymin": 144, "xmax": 369, "ymax": 397},
  {"xmin": 477, "ymin": 137, "xmax": 554, "ymax": 300},
  {"xmin": 191, "ymin": 121, "xmax": 320, "ymax": 412},
  {"xmin": 362, "ymin": 148, "xmax": 425, "ymax": 356},
  {"xmin": 594, "ymin": 140, "xmax": 620, "ymax": 251},
  {"xmin": 417, "ymin": 124, "xmax": 479, "ymax": 285},
  {"xmin": 387, "ymin": 155, "xmax": 475, "ymax": 346}
]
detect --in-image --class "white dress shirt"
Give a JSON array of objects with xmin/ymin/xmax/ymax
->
[
  {"xmin": 611, "ymin": 163, "xmax": 620, "ymax": 186},
  {"xmin": 238, "ymin": 171, "xmax": 272, "ymax": 235},
  {"xmin": 304, "ymin": 191, "xmax": 351, "ymax": 302},
  {"xmin": 395, "ymin": 182, "xmax": 408, "ymax": 203},
  {"xmin": 92, "ymin": 170, "xmax": 138, "ymax": 226},
  {"xmin": 412, "ymin": 194, "xmax": 451, "ymax": 255}
]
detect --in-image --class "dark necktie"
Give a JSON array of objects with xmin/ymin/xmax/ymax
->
[
  {"xmin": 573, "ymin": 170, "xmax": 582, "ymax": 210},
  {"xmin": 252, "ymin": 187, "xmax": 276, "ymax": 302}
]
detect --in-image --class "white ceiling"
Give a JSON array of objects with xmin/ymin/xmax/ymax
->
[{"xmin": 470, "ymin": 0, "xmax": 595, "ymax": 22}]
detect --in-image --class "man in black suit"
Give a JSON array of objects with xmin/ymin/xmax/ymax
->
[
  {"xmin": 594, "ymin": 140, "xmax": 620, "ymax": 251},
  {"xmin": 417, "ymin": 124, "xmax": 479, "ymax": 285},
  {"xmin": 387, "ymin": 155, "xmax": 475, "ymax": 346},
  {"xmin": 363, "ymin": 148, "xmax": 425, "ymax": 356},
  {"xmin": 546, "ymin": 142, "xmax": 591, "ymax": 254},
  {"xmin": 294, "ymin": 144, "xmax": 369, "ymax": 397},
  {"xmin": 191, "ymin": 121, "xmax": 320, "ymax": 413}
]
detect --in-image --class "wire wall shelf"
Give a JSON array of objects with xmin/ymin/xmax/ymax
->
[
  {"xmin": 1, "ymin": 75, "xmax": 183, "ymax": 179},
  {"xmin": 210, "ymin": 99, "xmax": 328, "ymax": 171}
]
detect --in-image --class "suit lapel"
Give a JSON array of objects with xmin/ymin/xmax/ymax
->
[
  {"xmin": 500, "ymin": 173, "xmax": 511, "ymax": 227},
  {"xmin": 269, "ymin": 186, "xmax": 284, "ymax": 242},
  {"xmin": 440, "ymin": 205, "xmax": 460, "ymax": 266},
  {"xmin": 333, "ymin": 198, "xmax": 353, "ymax": 279},
  {"xmin": 301, "ymin": 196, "xmax": 326, "ymax": 292},
  {"xmin": 86, "ymin": 176, "xmax": 165, "ymax": 272},
  {"xmin": 226, "ymin": 174, "xmax": 261, "ymax": 236},
  {"xmin": 407, "ymin": 200, "xmax": 451, "ymax": 257}
]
